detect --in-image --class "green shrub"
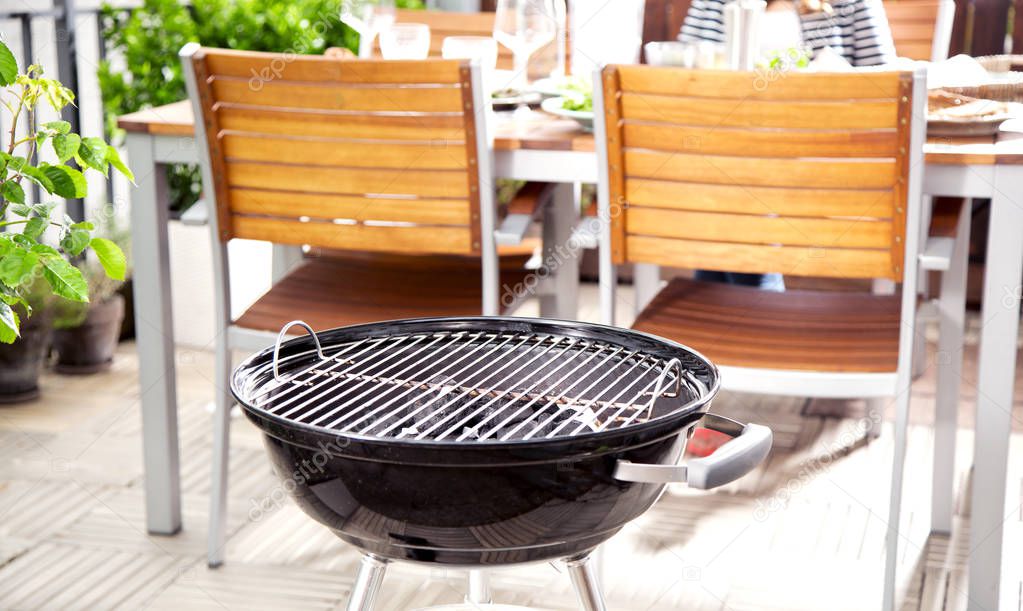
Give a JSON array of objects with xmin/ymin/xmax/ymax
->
[{"xmin": 98, "ymin": 0, "xmax": 423, "ymax": 213}]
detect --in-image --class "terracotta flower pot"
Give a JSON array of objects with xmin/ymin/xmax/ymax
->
[
  {"xmin": 52, "ymin": 294, "xmax": 126, "ymax": 374},
  {"xmin": 0, "ymin": 313, "xmax": 53, "ymax": 404}
]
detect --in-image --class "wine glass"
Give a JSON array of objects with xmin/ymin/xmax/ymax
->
[
  {"xmin": 380, "ymin": 24, "xmax": 431, "ymax": 60},
  {"xmin": 442, "ymin": 36, "xmax": 499, "ymax": 71},
  {"xmin": 493, "ymin": 0, "xmax": 558, "ymax": 90},
  {"xmin": 340, "ymin": 0, "xmax": 396, "ymax": 57}
]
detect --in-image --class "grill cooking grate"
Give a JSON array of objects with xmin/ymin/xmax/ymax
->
[{"xmin": 244, "ymin": 325, "xmax": 705, "ymax": 443}]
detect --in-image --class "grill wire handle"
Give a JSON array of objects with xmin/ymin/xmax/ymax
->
[
  {"xmin": 273, "ymin": 320, "xmax": 327, "ymax": 382},
  {"xmin": 645, "ymin": 358, "xmax": 682, "ymax": 419}
]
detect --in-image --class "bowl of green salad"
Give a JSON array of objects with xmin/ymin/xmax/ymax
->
[{"xmin": 540, "ymin": 88, "xmax": 594, "ymax": 131}]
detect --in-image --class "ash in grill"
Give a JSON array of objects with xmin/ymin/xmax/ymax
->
[{"xmin": 247, "ymin": 329, "xmax": 706, "ymax": 442}]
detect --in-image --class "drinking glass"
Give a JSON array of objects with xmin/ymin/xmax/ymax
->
[
  {"xmin": 340, "ymin": 0, "xmax": 396, "ymax": 57},
  {"xmin": 442, "ymin": 36, "xmax": 499, "ymax": 70},
  {"xmin": 380, "ymin": 23, "xmax": 431, "ymax": 60},
  {"xmin": 493, "ymin": 0, "xmax": 558, "ymax": 88}
]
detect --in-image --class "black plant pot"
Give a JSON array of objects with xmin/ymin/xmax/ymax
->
[
  {"xmin": 118, "ymin": 279, "xmax": 135, "ymax": 341},
  {"xmin": 0, "ymin": 313, "xmax": 53, "ymax": 404},
  {"xmin": 53, "ymin": 294, "xmax": 125, "ymax": 374}
]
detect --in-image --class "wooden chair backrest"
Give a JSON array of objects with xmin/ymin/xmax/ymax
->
[
  {"xmin": 600, "ymin": 66, "xmax": 916, "ymax": 281},
  {"xmin": 884, "ymin": 0, "xmax": 954, "ymax": 60},
  {"xmin": 187, "ymin": 47, "xmax": 485, "ymax": 256}
]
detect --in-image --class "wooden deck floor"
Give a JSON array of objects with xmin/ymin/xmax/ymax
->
[{"xmin": 0, "ymin": 287, "xmax": 1020, "ymax": 610}]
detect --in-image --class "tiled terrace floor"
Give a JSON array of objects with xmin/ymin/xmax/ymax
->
[{"xmin": 0, "ymin": 286, "xmax": 1020, "ymax": 610}]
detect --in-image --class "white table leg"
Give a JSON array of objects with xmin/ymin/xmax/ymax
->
[
  {"xmin": 969, "ymin": 165, "xmax": 1023, "ymax": 611},
  {"xmin": 632, "ymin": 263, "xmax": 661, "ymax": 316},
  {"xmin": 126, "ymin": 133, "xmax": 182, "ymax": 535},
  {"xmin": 539, "ymin": 182, "xmax": 579, "ymax": 320},
  {"xmin": 271, "ymin": 245, "xmax": 303, "ymax": 282},
  {"xmin": 931, "ymin": 200, "xmax": 969, "ymax": 534}
]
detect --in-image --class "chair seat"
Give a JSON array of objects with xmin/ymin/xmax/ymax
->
[
  {"xmin": 631, "ymin": 278, "xmax": 902, "ymax": 373},
  {"xmin": 234, "ymin": 252, "xmax": 532, "ymax": 333}
]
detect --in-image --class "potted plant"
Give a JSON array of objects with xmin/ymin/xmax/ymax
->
[
  {"xmin": 52, "ymin": 264, "xmax": 125, "ymax": 373},
  {"xmin": 0, "ymin": 40, "xmax": 132, "ymax": 400},
  {"xmin": 0, "ymin": 277, "xmax": 53, "ymax": 402}
]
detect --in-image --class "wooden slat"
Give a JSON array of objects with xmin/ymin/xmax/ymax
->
[
  {"xmin": 202, "ymin": 49, "xmax": 463, "ymax": 84},
  {"xmin": 884, "ymin": 1, "xmax": 941, "ymax": 21},
  {"xmin": 457, "ymin": 63, "xmax": 483, "ymax": 253},
  {"xmin": 619, "ymin": 93, "xmax": 899, "ymax": 129},
  {"xmin": 622, "ymin": 123, "xmax": 899, "ymax": 157},
  {"xmin": 192, "ymin": 54, "xmax": 235, "ymax": 240},
  {"xmin": 889, "ymin": 21, "xmax": 940, "ymax": 40},
  {"xmin": 216, "ymin": 105, "xmax": 465, "ymax": 140},
  {"xmin": 626, "ymin": 208, "xmax": 893, "ymax": 249},
  {"xmin": 626, "ymin": 235, "xmax": 895, "ymax": 279},
  {"xmin": 220, "ymin": 133, "xmax": 468, "ymax": 170},
  {"xmin": 895, "ymin": 42, "xmax": 935, "ymax": 60},
  {"xmin": 231, "ymin": 215, "xmax": 471, "ymax": 253},
  {"xmin": 624, "ymin": 180, "xmax": 896, "ymax": 218},
  {"xmin": 890, "ymin": 74, "xmax": 914, "ymax": 281},
  {"xmin": 601, "ymin": 66, "xmax": 628, "ymax": 265},
  {"xmin": 615, "ymin": 65, "xmax": 904, "ymax": 100},
  {"xmin": 226, "ymin": 162, "xmax": 470, "ymax": 198},
  {"xmin": 210, "ymin": 78, "xmax": 464, "ymax": 113},
  {"xmin": 229, "ymin": 188, "xmax": 471, "ymax": 225},
  {"xmin": 623, "ymin": 149, "xmax": 898, "ymax": 189}
]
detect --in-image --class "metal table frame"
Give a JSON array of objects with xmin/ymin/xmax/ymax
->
[{"xmin": 125, "ymin": 124, "xmax": 1020, "ymax": 611}]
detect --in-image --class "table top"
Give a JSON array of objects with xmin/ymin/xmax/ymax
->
[{"xmin": 118, "ymin": 99, "xmax": 1023, "ymax": 165}]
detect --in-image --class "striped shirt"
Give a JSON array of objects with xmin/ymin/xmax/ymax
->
[{"xmin": 679, "ymin": 0, "xmax": 898, "ymax": 67}]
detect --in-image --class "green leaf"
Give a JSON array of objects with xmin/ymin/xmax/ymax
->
[
  {"xmin": 23, "ymin": 217, "xmax": 47, "ymax": 240},
  {"xmin": 52, "ymin": 133, "xmax": 81, "ymax": 163},
  {"xmin": 76, "ymin": 137, "xmax": 109, "ymax": 174},
  {"xmin": 71, "ymin": 221, "xmax": 95, "ymax": 231},
  {"xmin": 10, "ymin": 204, "xmax": 32, "ymax": 217},
  {"xmin": 39, "ymin": 255, "xmax": 89, "ymax": 302},
  {"xmin": 20, "ymin": 165, "xmax": 54, "ymax": 193},
  {"xmin": 43, "ymin": 121, "xmax": 71, "ymax": 135},
  {"xmin": 0, "ymin": 302, "xmax": 20, "ymax": 344},
  {"xmin": 90, "ymin": 238, "xmax": 127, "ymax": 281},
  {"xmin": 30, "ymin": 243, "xmax": 60, "ymax": 257},
  {"xmin": 105, "ymin": 145, "xmax": 134, "ymax": 183},
  {"xmin": 1, "ymin": 181, "xmax": 25, "ymax": 204},
  {"xmin": 40, "ymin": 165, "xmax": 87, "ymax": 198},
  {"xmin": 0, "ymin": 247, "xmax": 39, "ymax": 288},
  {"xmin": 60, "ymin": 227, "xmax": 91, "ymax": 256},
  {"xmin": 0, "ymin": 41, "xmax": 17, "ymax": 87}
]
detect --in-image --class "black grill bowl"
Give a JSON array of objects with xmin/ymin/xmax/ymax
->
[{"xmin": 232, "ymin": 317, "xmax": 720, "ymax": 565}]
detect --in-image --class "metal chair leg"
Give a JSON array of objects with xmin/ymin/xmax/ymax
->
[
  {"xmin": 347, "ymin": 555, "xmax": 388, "ymax": 611},
  {"xmin": 565, "ymin": 554, "xmax": 607, "ymax": 611},
  {"xmin": 865, "ymin": 398, "xmax": 884, "ymax": 439},
  {"xmin": 207, "ymin": 340, "xmax": 232, "ymax": 567}
]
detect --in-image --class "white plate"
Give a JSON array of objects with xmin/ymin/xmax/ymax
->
[{"xmin": 540, "ymin": 96, "xmax": 594, "ymax": 131}]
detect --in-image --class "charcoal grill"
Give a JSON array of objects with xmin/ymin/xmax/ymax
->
[{"xmin": 232, "ymin": 317, "xmax": 772, "ymax": 611}]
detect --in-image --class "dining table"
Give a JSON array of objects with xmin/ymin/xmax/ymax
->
[{"xmin": 117, "ymin": 98, "xmax": 1023, "ymax": 611}]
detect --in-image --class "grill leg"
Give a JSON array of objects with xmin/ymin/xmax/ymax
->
[
  {"xmin": 346, "ymin": 555, "xmax": 388, "ymax": 611},
  {"xmin": 565, "ymin": 554, "xmax": 607, "ymax": 611},
  {"xmin": 466, "ymin": 570, "xmax": 491, "ymax": 604}
]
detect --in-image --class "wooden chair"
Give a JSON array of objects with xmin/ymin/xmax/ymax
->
[
  {"xmin": 181, "ymin": 44, "xmax": 535, "ymax": 567},
  {"xmin": 594, "ymin": 65, "xmax": 930, "ymax": 610},
  {"xmin": 884, "ymin": 0, "xmax": 956, "ymax": 61}
]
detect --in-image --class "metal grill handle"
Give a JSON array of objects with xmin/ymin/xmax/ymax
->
[
  {"xmin": 613, "ymin": 414, "xmax": 772, "ymax": 489},
  {"xmin": 273, "ymin": 320, "xmax": 327, "ymax": 382},
  {"xmin": 645, "ymin": 358, "xmax": 682, "ymax": 419}
]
